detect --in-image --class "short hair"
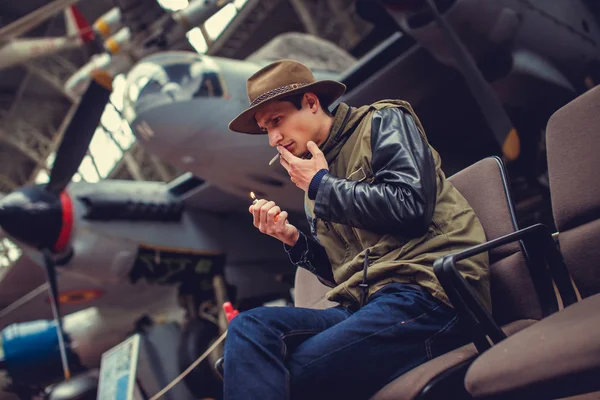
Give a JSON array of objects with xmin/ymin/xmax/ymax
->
[{"xmin": 280, "ymin": 92, "xmax": 333, "ymax": 116}]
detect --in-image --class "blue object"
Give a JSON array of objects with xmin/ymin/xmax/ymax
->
[
  {"xmin": 223, "ymin": 283, "xmax": 466, "ymax": 399},
  {"xmin": 2, "ymin": 320, "xmax": 72, "ymax": 381},
  {"xmin": 308, "ymin": 169, "xmax": 328, "ymax": 200}
]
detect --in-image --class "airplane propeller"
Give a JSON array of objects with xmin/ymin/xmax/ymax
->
[
  {"xmin": 43, "ymin": 249, "xmax": 71, "ymax": 380},
  {"xmin": 0, "ymin": 80, "xmax": 111, "ymax": 381},
  {"xmin": 47, "ymin": 81, "xmax": 111, "ymax": 195}
]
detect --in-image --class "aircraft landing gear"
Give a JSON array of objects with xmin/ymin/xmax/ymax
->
[
  {"xmin": 176, "ymin": 274, "xmax": 231, "ymax": 400},
  {"xmin": 178, "ymin": 318, "xmax": 222, "ymax": 399}
]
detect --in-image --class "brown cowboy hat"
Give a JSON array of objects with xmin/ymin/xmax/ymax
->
[{"xmin": 228, "ymin": 59, "xmax": 346, "ymax": 134}]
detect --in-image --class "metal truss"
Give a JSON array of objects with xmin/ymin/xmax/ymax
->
[
  {"xmin": 0, "ymin": 52, "xmax": 79, "ymax": 194},
  {"xmin": 288, "ymin": 0, "xmax": 373, "ymax": 51},
  {"xmin": 209, "ymin": 0, "xmax": 283, "ymax": 57}
]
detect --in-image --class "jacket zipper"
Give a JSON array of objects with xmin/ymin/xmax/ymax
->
[{"xmin": 359, "ymin": 248, "xmax": 371, "ymax": 307}]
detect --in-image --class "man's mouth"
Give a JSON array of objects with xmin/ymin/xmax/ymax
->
[{"xmin": 282, "ymin": 143, "xmax": 293, "ymax": 151}]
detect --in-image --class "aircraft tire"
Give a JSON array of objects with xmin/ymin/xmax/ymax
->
[{"xmin": 178, "ymin": 318, "xmax": 222, "ymax": 400}]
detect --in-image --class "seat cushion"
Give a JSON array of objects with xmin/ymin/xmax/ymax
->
[
  {"xmin": 560, "ymin": 219, "xmax": 600, "ymax": 298},
  {"xmin": 465, "ymin": 294, "xmax": 600, "ymax": 399},
  {"xmin": 370, "ymin": 319, "xmax": 536, "ymax": 400}
]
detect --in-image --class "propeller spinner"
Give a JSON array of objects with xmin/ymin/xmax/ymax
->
[{"xmin": 0, "ymin": 79, "xmax": 111, "ymax": 381}]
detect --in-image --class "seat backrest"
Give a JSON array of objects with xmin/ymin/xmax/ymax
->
[
  {"xmin": 547, "ymin": 85, "xmax": 600, "ymax": 298},
  {"xmin": 448, "ymin": 157, "xmax": 543, "ymax": 324},
  {"xmin": 294, "ymin": 157, "xmax": 544, "ymax": 323},
  {"xmin": 294, "ymin": 268, "xmax": 337, "ymax": 309}
]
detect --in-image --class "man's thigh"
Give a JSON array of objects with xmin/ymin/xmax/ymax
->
[
  {"xmin": 288, "ymin": 283, "xmax": 464, "ymax": 400},
  {"xmin": 227, "ymin": 303, "xmax": 352, "ymax": 355}
]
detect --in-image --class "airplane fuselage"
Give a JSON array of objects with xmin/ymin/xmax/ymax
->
[{"xmin": 122, "ymin": 53, "xmax": 335, "ymax": 213}]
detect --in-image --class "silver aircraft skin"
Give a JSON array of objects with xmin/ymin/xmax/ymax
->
[{"xmin": 0, "ymin": 0, "xmax": 600, "ymax": 395}]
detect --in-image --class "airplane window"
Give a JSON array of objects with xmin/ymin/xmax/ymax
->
[{"xmin": 121, "ymin": 52, "xmax": 224, "ymax": 124}]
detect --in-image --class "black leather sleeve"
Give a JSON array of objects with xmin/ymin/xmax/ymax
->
[
  {"xmin": 314, "ymin": 107, "xmax": 437, "ymax": 237},
  {"xmin": 284, "ymin": 231, "xmax": 336, "ymax": 287}
]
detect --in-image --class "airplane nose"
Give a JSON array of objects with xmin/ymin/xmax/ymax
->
[{"xmin": 0, "ymin": 186, "xmax": 73, "ymax": 252}]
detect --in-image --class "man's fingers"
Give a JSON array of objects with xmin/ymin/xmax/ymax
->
[
  {"xmin": 278, "ymin": 145, "xmax": 298, "ymax": 163},
  {"xmin": 259, "ymin": 201, "xmax": 276, "ymax": 230},
  {"xmin": 276, "ymin": 211, "xmax": 288, "ymax": 230},
  {"xmin": 267, "ymin": 206, "xmax": 281, "ymax": 227},
  {"xmin": 307, "ymin": 141, "xmax": 321, "ymax": 156},
  {"xmin": 279, "ymin": 155, "xmax": 291, "ymax": 172},
  {"xmin": 251, "ymin": 199, "xmax": 268, "ymax": 227}
]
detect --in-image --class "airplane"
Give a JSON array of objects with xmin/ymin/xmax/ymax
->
[
  {"xmin": 64, "ymin": 0, "xmax": 236, "ymax": 97},
  {"xmin": 0, "ymin": 0, "xmax": 600, "ymax": 398},
  {"xmin": 0, "ymin": 0, "xmax": 94, "ymax": 71}
]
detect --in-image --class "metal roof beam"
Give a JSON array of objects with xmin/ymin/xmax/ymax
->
[
  {"xmin": 0, "ymin": 125, "xmax": 48, "ymax": 165},
  {"xmin": 0, "ymin": 173, "xmax": 18, "ymax": 191},
  {"xmin": 24, "ymin": 62, "xmax": 76, "ymax": 102}
]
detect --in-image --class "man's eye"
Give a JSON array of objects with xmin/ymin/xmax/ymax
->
[{"xmin": 273, "ymin": 117, "xmax": 282, "ymax": 125}]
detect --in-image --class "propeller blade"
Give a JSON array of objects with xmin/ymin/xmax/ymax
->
[
  {"xmin": 42, "ymin": 249, "xmax": 71, "ymax": 381},
  {"xmin": 46, "ymin": 80, "xmax": 111, "ymax": 195},
  {"xmin": 424, "ymin": 0, "xmax": 520, "ymax": 161}
]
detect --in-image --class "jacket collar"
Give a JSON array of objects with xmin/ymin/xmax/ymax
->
[{"xmin": 320, "ymin": 102, "xmax": 353, "ymax": 164}]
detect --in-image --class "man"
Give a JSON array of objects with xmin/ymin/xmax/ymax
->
[{"xmin": 224, "ymin": 59, "xmax": 490, "ymax": 400}]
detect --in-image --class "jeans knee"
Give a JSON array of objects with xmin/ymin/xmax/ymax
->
[{"xmin": 227, "ymin": 307, "xmax": 270, "ymax": 339}]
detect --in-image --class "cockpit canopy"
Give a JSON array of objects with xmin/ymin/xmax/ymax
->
[{"xmin": 122, "ymin": 52, "xmax": 224, "ymax": 124}]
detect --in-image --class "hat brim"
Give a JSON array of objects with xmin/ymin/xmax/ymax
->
[{"xmin": 228, "ymin": 80, "xmax": 346, "ymax": 135}]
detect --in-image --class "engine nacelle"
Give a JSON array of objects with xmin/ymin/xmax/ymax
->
[
  {"xmin": 172, "ymin": 0, "xmax": 232, "ymax": 30},
  {"xmin": 1, "ymin": 320, "xmax": 83, "ymax": 386},
  {"xmin": 93, "ymin": 7, "xmax": 123, "ymax": 39},
  {"xmin": 104, "ymin": 27, "xmax": 132, "ymax": 55}
]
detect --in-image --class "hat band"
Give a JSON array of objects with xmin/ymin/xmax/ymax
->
[{"xmin": 250, "ymin": 82, "xmax": 310, "ymax": 107}]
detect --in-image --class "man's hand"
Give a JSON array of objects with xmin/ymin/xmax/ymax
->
[
  {"xmin": 279, "ymin": 141, "xmax": 328, "ymax": 192},
  {"xmin": 249, "ymin": 199, "xmax": 299, "ymax": 247}
]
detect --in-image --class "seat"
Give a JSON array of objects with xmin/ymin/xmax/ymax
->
[
  {"xmin": 293, "ymin": 156, "xmax": 556, "ymax": 399},
  {"xmin": 371, "ymin": 156, "xmax": 571, "ymax": 400},
  {"xmin": 294, "ymin": 267, "xmax": 337, "ymax": 310},
  {"xmin": 464, "ymin": 85, "xmax": 600, "ymax": 399}
]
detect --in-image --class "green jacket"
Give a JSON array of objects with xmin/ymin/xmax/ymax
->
[{"xmin": 287, "ymin": 100, "xmax": 490, "ymax": 311}]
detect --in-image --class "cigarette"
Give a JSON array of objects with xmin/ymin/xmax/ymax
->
[{"xmin": 268, "ymin": 153, "xmax": 280, "ymax": 166}]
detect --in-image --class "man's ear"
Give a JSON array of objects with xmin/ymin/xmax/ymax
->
[{"xmin": 304, "ymin": 92, "xmax": 319, "ymax": 113}]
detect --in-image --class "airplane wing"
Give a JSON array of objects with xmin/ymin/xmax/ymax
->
[
  {"xmin": 0, "ymin": 263, "xmax": 178, "ymax": 331},
  {"xmin": 168, "ymin": 175, "xmax": 251, "ymax": 213}
]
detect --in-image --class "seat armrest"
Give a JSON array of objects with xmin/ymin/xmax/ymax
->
[{"xmin": 433, "ymin": 223, "xmax": 577, "ymax": 353}]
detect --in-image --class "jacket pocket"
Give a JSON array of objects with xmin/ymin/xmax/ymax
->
[
  {"xmin": 315, "ymin": 217, "xmax": 350, "ymax": 267},
  {"xmin": 347, "ymin": 166, "xmax": 375, "ymax": 184}
]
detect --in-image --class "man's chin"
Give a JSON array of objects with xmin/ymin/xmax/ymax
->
[{"xmin": 296, "ymin": 150, "xmax": 310, "ymax": 159}]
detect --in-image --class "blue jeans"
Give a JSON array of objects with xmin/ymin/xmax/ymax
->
[{"xmin": 223, "ymin": 282, "xmax": 466, "ymax": 400}]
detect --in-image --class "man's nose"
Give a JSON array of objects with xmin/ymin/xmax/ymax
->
[{"xmin": 268, "ymin": 130, "xmax": 282, "ymax": 147}]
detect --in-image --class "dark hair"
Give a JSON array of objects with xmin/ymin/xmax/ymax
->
[{"xmin": 280, "ymin": 92, "xmax": 333, "ymax": 116}]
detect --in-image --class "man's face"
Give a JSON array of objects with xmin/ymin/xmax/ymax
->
[{"xmin": 254, "ymin": 95, "xmax": 319, "ymax": 157}]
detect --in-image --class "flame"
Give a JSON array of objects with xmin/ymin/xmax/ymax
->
[{"xmin": 250, "ymin": 191, "xmax": 256, "ymax": 200}]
